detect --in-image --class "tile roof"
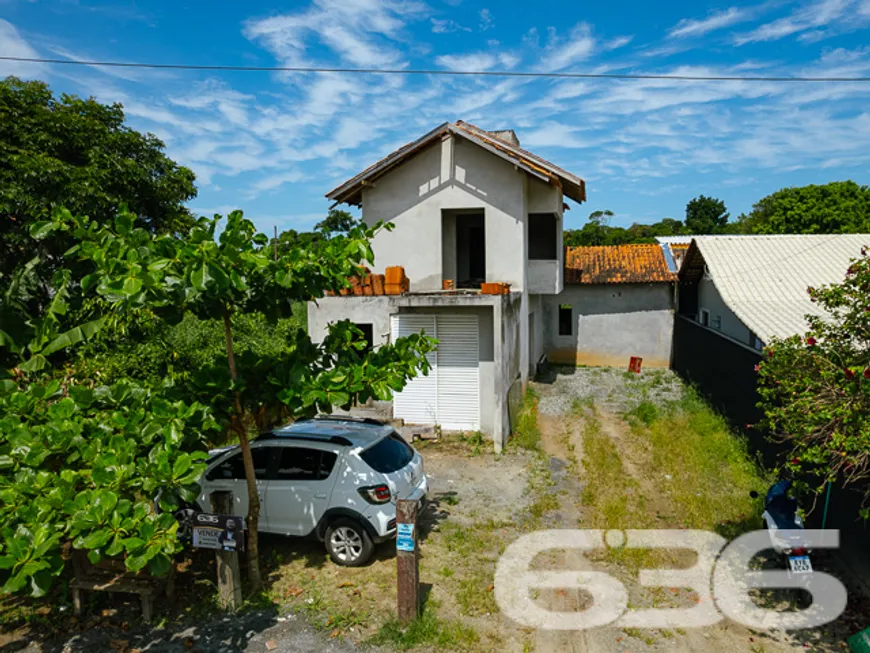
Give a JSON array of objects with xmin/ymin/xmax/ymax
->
[
  {"xmin": 680, "ymin": 234, "xmax": 870, "ymax": 342},
  {"xmin": 325, "ymin": 121, "xmax": 586, "ymax": 206},
  {"xmin": 565, "ymin": 244, "xmax": 677, "ymax": 284}
]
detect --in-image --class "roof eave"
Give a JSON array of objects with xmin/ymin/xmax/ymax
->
[{"xmin": 325, "ymin": 122, "xmax": 452, "ymax": 205}]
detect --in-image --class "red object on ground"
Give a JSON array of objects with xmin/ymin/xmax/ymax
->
[{"xmin": 628, "ymin": 356, "xmax": 643, "ymax": 374}]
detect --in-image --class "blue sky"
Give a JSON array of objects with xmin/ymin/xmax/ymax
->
[{"xmin": 2, "ymin": 0, "xmax": 870, "ymax": 232}]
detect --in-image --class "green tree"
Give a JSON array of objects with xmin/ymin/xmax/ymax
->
[
  {"xmin": 0, "ymin": 251, "xmax": 216, "ymax": 597},
  {"xmin": 756, "ymin": 246, "xmax": 870, "ymax": 516},
  {"xmin": 685, "ymin": 195, "xmax": 729, "ymax": 234},
  {"xmin": 564, "ymin": 212, "xmax": 686, "ymax": 248},
  {"xmin": 0, "ymin": 77, "xmax": 197, "ymax": 309},
  {"xmin": 735, "ymin": 181, "xmax": 870, "ymax": 234},
  {"xmin": 315, "ymin": 209, "xmax": 361, "ymax": 235},
  {"xmin": 41, "ymin": 207, "xmax": 435, "ymax": 590}
]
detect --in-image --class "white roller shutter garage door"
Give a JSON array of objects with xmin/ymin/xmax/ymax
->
[{"xmin": 390, "ymin": 314, "xmax": 480, "ymax": 431}]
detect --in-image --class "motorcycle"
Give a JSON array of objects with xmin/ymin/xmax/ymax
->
[{"xmin": 751, "ymin": 479, "xmax": 814, "ymax": 579}]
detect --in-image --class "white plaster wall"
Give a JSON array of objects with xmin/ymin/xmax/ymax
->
[
  {"xmin": 307, "ymin": 296, "xmax": 393, "ymax": 346},
  {"xmin": 698, "ymin": 278, "xmax": 754, "ymax": 345},
  {"xmin": 543, "ymin": 284, "xmax": 675, "ymax": 368},
  {"xmin": 361, "ymin": 135, "xmax": 529, "ymax": 292}
]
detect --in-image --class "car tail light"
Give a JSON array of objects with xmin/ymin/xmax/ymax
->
[
  {"xmin": 792, "ymin": 547, "xmax": 807, "ymax": 556},
  {"xmin": 359, "ymin": 485, "xmax": 391, "ymax": 504}
]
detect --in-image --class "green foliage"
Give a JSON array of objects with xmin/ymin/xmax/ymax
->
[
  {"xmin": 757, "ymin": 248, "xmax": 870, "ymax": 514},
  {"xmin": 45, "ymin": 206, "xmax": 436, "ymax": 422},
  {"xmin": 33, "ymin": 205, "xmax": 436, "ymax": 591},
  {"xmin": 685, "ymin": 195, "xmax": 729, "ymax": 234},
  {"xmin": 735, "ymin": 181, "xmax": 870, "ymax": 235},
  {"xmin": 274, "ymin": 209, "xmax": 362, "ymax": 252},
  {"xmin": 510, "ymin": 387, "xmax": 541, "ymax": 450},
  {"xmin": 564, "ymin": 210, "xmax": 686, "ymax": 247},
  {"xmin": 0, "ymin": 377, "xmax": 216, "ymax": 596},
  {"xmin": 0, "ymin": 77, "xmax": 197, "ymax": 313},
  {"xmin": 627, "ymin": 400, "xmax": 659, "ymax": 426},
  {"xmin": 371, "ymin": 599, "xmax": 479, "ymax": 651},
  {"xmin": 75, "ymin": 309, "xmax": 307, "ymax": 390}
]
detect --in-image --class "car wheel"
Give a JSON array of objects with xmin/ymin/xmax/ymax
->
[{"xmin": 325, "ymin": 518, "xmax": 374, "ymax": 567}]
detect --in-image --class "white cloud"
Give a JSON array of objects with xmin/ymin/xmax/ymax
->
[
  {"xmin": 668, "ymin": 7, "xmax": 750, "ymax": 38},
  {"xmin": 604, "ymin": 35, "xmax": 633, "ymax": 50},
  {"xmin": 436, "ymin": 52, "xmax": 498, "ymax": 71},
  {"xmin": 734, "ymin": 0, "xmax": 859, "ymax": 44},
  {"xmin": 522, "ymin": 122, "xmax": 596, "ymax": 148},
  {"xmin": 170, "ymin": 79, "xmax": 254, "ymax": 127},
  {"xmin": 430, "ymin": 18, "xmax": 470, "ymax": 33},
  {"xmin": 249, "ymin": 170, "xmax": 306, "ymax": 195},
  {"xmin": 479, "ymin": 8, "xmax": 493, "ymax": 31},
  {"xmin": 539, "ymin": 23, "xmax": 596, "ymax": 71},
  {"xmin": 0, "ymin": 19, "xmax": 44, "ymax": 78},
  {"xmin": 498, "ymin": 52, "xmax": 520, "ymax": 69},
  {"xmin": 243, "ymin": 0, "xmax": 426, "ymax": 67}
]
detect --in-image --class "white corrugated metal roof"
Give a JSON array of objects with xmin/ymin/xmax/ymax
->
[{"xmin": 693, "ymin": 234, "xmax": 870, "ymax": 342}]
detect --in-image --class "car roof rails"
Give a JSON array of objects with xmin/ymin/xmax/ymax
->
[
  {"xmin": 257, "ymin": 431, "xmax": 353, "ymax": 447},
  {"xmin": 312, "ymin": 414, "xmax": 386, "ymax": 426}
]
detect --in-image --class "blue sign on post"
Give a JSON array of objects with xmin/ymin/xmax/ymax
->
[{"xmin": 396, "ymin": 523, "xmax": 415, "ymax": 552}]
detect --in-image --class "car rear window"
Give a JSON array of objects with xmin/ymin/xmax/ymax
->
[{"xmin": 359, "ymin": 433, "xmax": 414, "ymax": 474}]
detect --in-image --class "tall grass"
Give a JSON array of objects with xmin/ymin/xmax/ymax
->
[
  {"xmin": 371, "ymin": 598, "xmax": 479, "ymax": 651},
  {"xmin": 511, "ymin": 387, "xmax": 541, "ymax": 451},
  {"xmin": 639, "ymin": 389, "xmax": 770, "ymax": 537}
]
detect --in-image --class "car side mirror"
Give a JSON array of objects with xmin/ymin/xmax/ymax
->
[{"xmin": 749, "ymin": 490, "xmax": 759, "ymax": 499}]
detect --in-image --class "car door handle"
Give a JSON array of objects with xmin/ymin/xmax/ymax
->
[{"xmin": 315, "ymin": 493, "xmax": 327, "ymax": 499}]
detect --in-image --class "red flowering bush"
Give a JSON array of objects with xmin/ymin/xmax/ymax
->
[{"xmin": 757, "ymin": 248, "xmax": 870, "ymax": 517}]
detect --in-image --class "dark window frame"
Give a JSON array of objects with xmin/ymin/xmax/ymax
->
[
  {"xmin": 528, "ymin": 213, "xmax": 559, "ymax": 260},
  {"xmin": 353, "ymin": 323, "xmax": 374, "ymax": 354},
  {"xmin": 558, "ymin": 304, "xmax": 573, "ymax": 336}
]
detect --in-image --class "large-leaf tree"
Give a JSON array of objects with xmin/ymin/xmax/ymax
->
[
  {"xmin": 40, "ymin": 207, "xmax": 435, "ymax": 590},
  {"xmin": 0, "ymin": 252, "xmax": 217, "ymax": 597},
  {"xmin": 756, "ymin": 246, "xmax": 870, "ymax": 517}
]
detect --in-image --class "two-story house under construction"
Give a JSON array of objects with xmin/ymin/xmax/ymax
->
[{"xmin": 308, "ymin": 121, "xmax": 672, "ymax": 449}]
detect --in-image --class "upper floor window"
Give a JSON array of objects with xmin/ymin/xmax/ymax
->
[{"xmin": 529, "ymin": 213, "xmax": 558, "ymax": 260}]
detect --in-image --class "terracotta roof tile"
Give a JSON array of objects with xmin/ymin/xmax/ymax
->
[{"xmin": 565, "ymin": 244, "xmax": 676, "ymax": 284}]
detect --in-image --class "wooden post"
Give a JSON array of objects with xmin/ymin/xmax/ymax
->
[
  {"xmin": 396, "ymin": 497, "xmax": 420, "ymax": 624},
  {"xmin": 211, "ymin": 491, "xmax": 242, "ymax": 611}
]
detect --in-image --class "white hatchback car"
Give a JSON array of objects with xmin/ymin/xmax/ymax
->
[{"xmin": 196, "ymin": 416, "xmax": 428, "ymax": 566}]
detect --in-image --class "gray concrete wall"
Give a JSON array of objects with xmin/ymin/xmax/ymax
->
[
  {"xmin": 527, "ymin": 294, "xmax": 545, "ymax": 375},
  {"xmin": 494, "ymin": 292, "xmax": 523, "ymax": 451},
  {"xmin": 698, "ymin": 278, "xmax": 754, "ymax": 345},
  {"xmin": 528, "ymin": 260, "xmax": 561, "ymax": 294},
  {"xmin": 543, "ymin": 284, "xmax": 675, "ymax": 368}
]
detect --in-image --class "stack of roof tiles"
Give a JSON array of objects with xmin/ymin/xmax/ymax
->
[
  {"xmin": 327, "ymin": 266, "xmax": 409, "ymax": 296},
  {"xmin": 564, "ymin": 244, "xmax": 676, "ymax": 284}
]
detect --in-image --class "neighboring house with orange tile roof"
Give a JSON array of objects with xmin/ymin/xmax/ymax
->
[
  {"xmin": 546, "ymin": 244, "xmax": 676, "ymax": 368},
  {"xmin": 308, "ymin": 120, "xmax": 674, "ymax": 449}
]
